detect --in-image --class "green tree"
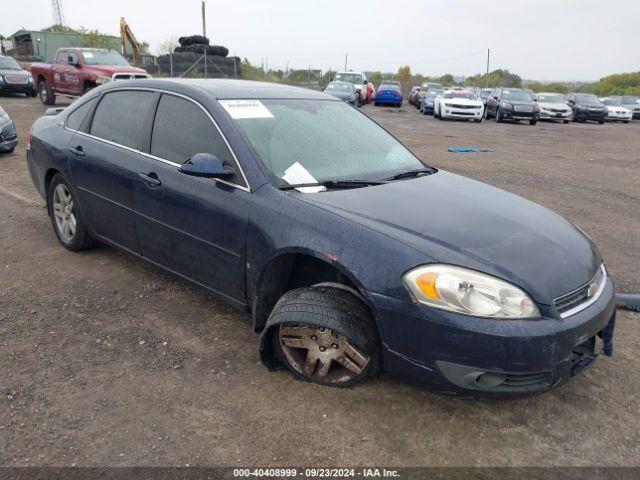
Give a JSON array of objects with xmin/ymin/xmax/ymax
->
[
  {"xmin": 464, "ymin": 69, "xmax": 522, "ymax": 88},
  {"xmin": 395, "ymin": 65, "xmax": 412, "ymax": 95},
  {"xmin": 594, "ymin": 72, "xmax": 640, "ymax": 96}
]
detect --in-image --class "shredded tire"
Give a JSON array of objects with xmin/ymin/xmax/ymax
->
[{"xmin": 260, "ymin": 286, "xmax": 381, "ymax": 387}]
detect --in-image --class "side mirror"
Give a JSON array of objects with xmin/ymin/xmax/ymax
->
[
  {"xmin": 492, "ymin": 96, "xmax": 499, "ymax": 100},
  {"xmin": 567, "ymin": 99, "xmax": 575, "ymax": 105},
  {"xmin": 68, "ymin": 56, "xmax": 79, "ymax": 66},
  {"xmin": 179, "ymin": 153, "xmax": 235, "ymax": 179}
]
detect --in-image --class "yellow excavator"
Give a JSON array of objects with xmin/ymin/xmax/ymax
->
[{"xmin": 119, "ymin": 17, "xmax": 142, "ymax": 67}]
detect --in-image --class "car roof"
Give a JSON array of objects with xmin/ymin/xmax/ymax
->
[{"xmin": 101, "ymin": 78, "xmax": 336, "ymax": 101}]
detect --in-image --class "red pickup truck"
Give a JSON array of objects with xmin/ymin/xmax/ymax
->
[{"xmin": 31, "ymin": 48, "xmax": 149, "ymax": 105}]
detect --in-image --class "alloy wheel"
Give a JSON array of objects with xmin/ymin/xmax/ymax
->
[
  {"xmin": 278, "ymin": 325, "xmax": 370, "ymax": 384},
  {"xmin": 52, "ymin": 184, "xmax": 76, "ymax": 242}
]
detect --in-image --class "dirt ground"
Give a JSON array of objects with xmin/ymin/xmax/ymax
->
[{"xmin": 0, "ymin": 93, "xmax": 639, "ymax": 468}]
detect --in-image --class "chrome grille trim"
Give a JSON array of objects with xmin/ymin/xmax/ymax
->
[{"xmin": 555, "ymin": 265, "xmax": 607, "ymax": 319}]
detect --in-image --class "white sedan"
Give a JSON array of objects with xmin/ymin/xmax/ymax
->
[
  {"xmin": 601, "ymin": 98, "xmax": 632, "ymax": 123},
  {"xmin": 433, "ymin": 90, "xmax": 484, "ymax": 122},
  {"xmin": 535, "ymin": 92, "xmax": 573, "ymax": 123}
]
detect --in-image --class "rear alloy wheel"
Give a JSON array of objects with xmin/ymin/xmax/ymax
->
[
  {"xmin": 496, "ymin": 107, "xmax": 503, "ymax": 123},
  {"xmin": 530, "ymin": 119, "xmax": 538, "ymax": 125},
  {"xmin": 48, "ymin": 174, "xmax": 92, "ymax": 251}
]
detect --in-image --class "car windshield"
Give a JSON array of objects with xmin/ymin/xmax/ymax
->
[
  {"xmin": 0, "ymin": 57, "xmax": 22, "ymax": 70},
  {"xmin": 537, "ymin": 95, "xmax": 565, "ymax": 103},
  {"xmin": 326, "ymin": 82, "xmax": 353, "ymax": 92},
  {"xmin": 503, "ymin": 90, "xmax": 533, "ymax": 101},
  {"xmin": 334, "ymin": 73, "xmax": 363, "ymax": 85},
  {"xmin": 480, "ymin": 90, "xmax": 491, "ymax": 99},
  {"xmin": 602, "ymin": 99, "xmax": 622, "ymax": 106},
  {"xmin": 621, "ymin": 96, "xmax": 638, "ymax": 105},
  {"xmin": 81, "ymin": 51, "xmax": 129, "ymax": 66},
  {"xmin": 575, "ymin": 94, "xmax": 600, "ymax": 104},
  {"xmin": 443, "ymin": 91, "xmax": 475, "ymax": 100},
  {"xmin": 230, "ymin": 99, "xmax": 425, "ymax": 187}
]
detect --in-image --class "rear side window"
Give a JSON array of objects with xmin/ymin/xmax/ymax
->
[
  {"xmin": 66, "ymin": 97, "xmax": 97, "ymax": 131},
  {"xmin": 90, "ymin": 91, "xmax": 156, "ymax": 149},
  {"xmin": 151, "ymin": 94, "xmax": 234, "ymax": 166}
]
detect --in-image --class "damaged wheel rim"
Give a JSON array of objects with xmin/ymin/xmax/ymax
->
[{"xmin": 278, "ymin": 325, "xmax": 370, "ymax": 384}]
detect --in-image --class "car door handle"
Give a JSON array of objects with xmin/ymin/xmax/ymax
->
[
  {"xmin": 69, "ymin": 145, "xmax": 85, "ymax": 157},
  {"xmin": 138, "ymin": 172, "xmax": 161, "ymax": 187}
]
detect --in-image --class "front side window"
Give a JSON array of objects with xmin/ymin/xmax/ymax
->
[
  {"xmin": 335, "ymin": 73, "xmax": 363, "ymax": 85},
  {"xmin": 230, "ymin": 99, "xmax": 425, "ymax": 186},
  {"xmin": 90, "ymin": 90, "xmax": 156, "ymax": 149},
  {"xmin": 66, "ymin": 96, "xmax": 98, "ymax": 131},
  {"xmin": 151, "ymin": 94, "xmax": 240, "ymax": 180}
]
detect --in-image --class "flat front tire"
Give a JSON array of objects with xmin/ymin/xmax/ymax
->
[
  {"xmin": 47, "ymin": 174, "xmax": 92, "ymax": 251},
  {"xmin": 268, "ymin": 286, "xmax": 381, "ymax": 388}
]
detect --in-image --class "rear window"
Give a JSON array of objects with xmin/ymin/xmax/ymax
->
[
  {"xmin": 379, "ymin": 84, "xmax": 400, "ymax": 91},
  {"xmin": 90, "ymin": 91, "xmax": 156, "ymax": 149},
  {"xmin": 66, "ymin": 97, "xmax": 98, "ymax": 131}
]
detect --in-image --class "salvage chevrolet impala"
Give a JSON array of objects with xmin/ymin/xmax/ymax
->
[{"xmin": 26, "ymin": 79, "xmax": 616, "ymax": 397}]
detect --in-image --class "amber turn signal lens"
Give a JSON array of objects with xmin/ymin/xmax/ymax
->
[{"xmin": 416, "ymin": 272, "xmax": 441, "ymax": 299}]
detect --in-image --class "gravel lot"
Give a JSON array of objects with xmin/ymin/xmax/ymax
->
[{"xmin": 0, "ymin": 93, "xmax": 639, "ymax": 467}]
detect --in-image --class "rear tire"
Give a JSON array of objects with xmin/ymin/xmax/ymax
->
[
  {"xmin": 496, "ymin": 107, "xmax": 503, "ymax": 123},
  {"xmin": 563, "ymin": 120, "xmax": 570, "ymax": 124},
  {"xmin": 47, "ymin": 174, "xmax": 93, "ymax": 251},
  {"xmin": 38, "ymin": 80, "xmax": 55, "ymax": 105},
  {"xmin": 269, "ymin": 286, "xmax": 381, "ymax": 388},
  {"xmin": 530, "ymin": 119, "xmax": 538, "ymax": 125}
]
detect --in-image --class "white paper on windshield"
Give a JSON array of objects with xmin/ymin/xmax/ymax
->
[
  {"xmin": 219, "ymin": 100, "xmax": 273, "ymax": 119},
  {"xmin": 282, "ymin": 162, "xmax": 325, "ymax": 193},
  {"xmin": 83, "ymin": 52, "xmax": 94, "ymax": 59}
]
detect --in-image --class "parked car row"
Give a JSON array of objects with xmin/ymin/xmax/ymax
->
[{"xmin": 405, "ymin": 84, "xmax": 640, "ymax": 126}]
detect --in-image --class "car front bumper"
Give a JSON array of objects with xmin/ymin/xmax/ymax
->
[
  {"xmin": 0, "ymin": 81, "xmax": 36, "ymax": 95},
  {"xmin": 574, "ymin": 110, "xmax": 607, "ymax": 121},
  {"xmin": 442, "ymin": 108, "xmax": 483, "ymax": 120},
  {"xmin": 540, "ymin": 110, "xmax": 572, "ymax": 120},
  {"xmin": 606, "ymin": 113, "xmax": 632, "ymax": 121},
  {"xmin": 369, "ymin": 276, "xmax": 616, "ymax": 397},
  {"xmin": 501, "ymin": 109, "xmax": 539, "ymax": 121}
]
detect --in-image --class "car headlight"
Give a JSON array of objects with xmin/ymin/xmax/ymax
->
[
  {"xmin": 501, "ymin": 101, "xmax": 512, "ymax": 109},
  {"xmin": 27, "ymin": 74, "xmax": 33, "ymax": 83},
  {"xmin": 0, "ymin": 113, "xmax": 10, "ymax": 126},
  {"xmin": 403, "ymin": 264, "xmax": 540, "ymax": 319},
  {"xmin": 95, "ymin": 76, "xmax": 111, "ymax": 85}
]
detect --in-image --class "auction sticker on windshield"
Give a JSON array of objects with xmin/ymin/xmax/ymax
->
[{"xmin": 219, "ymin": 100, "xmax": 274, "ymax": 119}]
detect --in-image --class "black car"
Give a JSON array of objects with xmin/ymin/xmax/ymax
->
[
  {"xmin": 485, "ymin": 88, "xmax": 540, "ymax": 125},
  {"xmin": 566, "ymin": 93, "xmax": 607, "ymax": 124},
  {"xmin": 323, "ymin": 81, "xmax": 359, "ymax": 106},
  {"xmin": 0, "ymin": 105, "xmax": 18, "ymax": 153},
  {"xmin": 0, "ymin": 55, "xmax": 37, "ymax": 97}
]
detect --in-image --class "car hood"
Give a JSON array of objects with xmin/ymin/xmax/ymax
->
[
  {"xmin": 0, "ymin": 68, "xmax": 30, "ymax": 77},
  {"xmin": 85, "ymin": 65, "xmax": 147, "ymax": 75},
  {"xmin": 293, "ymin": 171, "xmax": 601, "ymax": 304},
  {"xmin": 325, "ymin": 91, "xmax": 354, "ymax": 100},
  {"xmin": 443, "ymin": 98, "xmax": 482, "ymax": 106}
]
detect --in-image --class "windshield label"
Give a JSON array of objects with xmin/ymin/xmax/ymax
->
[
  {"xmin": 282, "ymin": 162, "xmax": 325, "ymax": 193},
  {"xmin": 219, "ymin": 100, "xmax": 273, "ymax": 119}
]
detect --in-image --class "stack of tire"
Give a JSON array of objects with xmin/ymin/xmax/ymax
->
[{"xmin": 157, "ymin": 35, "xmax": 242, "ymax": 78}]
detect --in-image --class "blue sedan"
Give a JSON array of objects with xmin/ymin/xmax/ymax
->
[
  {"xmin": 374, "ymin": 83, "xmax": 403, "ymax": 107},
  {"xmin": 26, "ymin": 79, "xmax": 615, "ymax": 397}
]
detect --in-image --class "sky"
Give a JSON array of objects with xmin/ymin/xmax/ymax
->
[{"xmin": 4, "ymin": 0, "xmax": 639, "ymax": 81}]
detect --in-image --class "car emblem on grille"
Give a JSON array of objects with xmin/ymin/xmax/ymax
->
[{"xmin": 587, "ymin": 281, "xmax": 598, "ymax": 298}]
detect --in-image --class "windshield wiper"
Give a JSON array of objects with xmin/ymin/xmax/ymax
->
[
  {"xmin": 278, "ymin": 179, "xmax": 386, "ymax": 191},
  {"xmin": 383, "ymin": 168, "xmax": 435, "ymax": 182}
]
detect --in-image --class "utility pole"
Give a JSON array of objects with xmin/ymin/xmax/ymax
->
[
  {"xmin": 344, "ymin": 53, "xmax": 348, "ymax": 71},
  {"xmin": 202, "ymin": 0, "xmax": 208, "ymax": 78},
  {"xmin": 486, "ymin": 49, "xmax": 490, "ymax": 88},
  {"xmin": 308, "ymin": 65, "xmax": 311, "ymax": 84}
]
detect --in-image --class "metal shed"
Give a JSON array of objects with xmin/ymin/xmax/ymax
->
[{"xmin": 10, "ymin": 30, "xmax": 126, "ymax": 62}]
